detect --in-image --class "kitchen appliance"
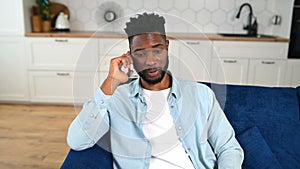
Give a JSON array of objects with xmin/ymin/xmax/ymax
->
[
  {"xmin": 55, "ymin": 12, "xmax": 70, "ymax": 32},
  {"xmin": 288, "ymin": 0, "xmax": 300, "ymax": 59}
]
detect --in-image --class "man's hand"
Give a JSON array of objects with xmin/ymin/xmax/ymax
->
[{"xmin": 100, "ymin": 52, "xmax": 133, "ymax": 95}]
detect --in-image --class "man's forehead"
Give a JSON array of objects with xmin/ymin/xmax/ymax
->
[
  {"xmin": 131, "ymin": 33, "xmax": 164, "ymax": 47},
  {"xmin": 132, "ymin": 32, "xmax": 164, "ymax": 40}
]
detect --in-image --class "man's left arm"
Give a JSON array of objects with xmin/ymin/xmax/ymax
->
[{"xmin": 206, "ymin": 91, "xmax": 244, "ymax": 169}]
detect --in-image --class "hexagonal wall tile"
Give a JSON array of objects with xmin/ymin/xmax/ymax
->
[
  {"xmin": 109, "ymin": 0, "xmax": 128, "ymax": 8},
  {"xmin": 203, "ymin": 23, "xmax": 218, "ymax": 32},
  {"xmin": 85, "ymin": 21, "xmax": 98, "ymax": 31},
  {"xmin": 68, "ymin": 0, "xmax": 82, "ymax": 10},
  {"xmin": 83, "ymin": 0, "xmax": 97, "ymax": 10},
  {"xmin": 257, "ymin": 10, "xmax": 272, "ymax": 27},
  {"xmin": 218, "ymin": 24, "xmax": 234, "ymax": 33},
  {"xmin": 205, "ymin": 0, "xmax": 219, "ymax": 11},
  {"xmin": 188, "ymin": 23, "xmax": 204, "ymax": 33},
  {"xmin": 182, "ymin": 9, "xmax": 196, "ymax": 23},
  {"xmin": 189, "ymin": 0, "xmax": 205, "ymax": 11},
  {"xmin": 212, "ymin": 10, "xmax": 226, "ymax": 25},
  {"xmin": 173, "ymin": 22, "xmax": 188, "ymax": 32},
  {"xmin": 159, "ymin": 0, "xmax": 174, "ymax": 11},
  {"xmin": 76, "ymin": 8, "xmax": 90, "ymax": 23},
  {"xmin": 166, "ymin": 9, "xmax": 181, "ymax": 19},
  {"xmin": 128, "ymin": 0, "xmax": 143, "ymax": 10},
  {"xmin": 70, "ymin": 20, "xmax": 85, "ymax": 30},
  {"xmin": 251, "ymin": 0, "xmax": 267, "ymax": 13},
  {"xmin": 220, "ymin": 0, "xmax": 235, "ymax": 12},
  {"xmin": 144, "ymin": 0, "xmax": 159, "ymax": 11},
  {"xmin": 174, "ymin": 0, "xmax": 189, "ymax": 11},
  {"xmin": 196, "ymin": 9, "xmax": 211, "ymax": 25}
]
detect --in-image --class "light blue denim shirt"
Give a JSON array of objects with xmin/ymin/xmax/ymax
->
[{"xmin": 67, "ymin": 77, "xmax": 244, "ymax": 169}]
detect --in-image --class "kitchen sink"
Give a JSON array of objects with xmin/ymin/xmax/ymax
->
[{"xmin": 218, "ymin": 33, "xmax": 277, "ymax": 38}]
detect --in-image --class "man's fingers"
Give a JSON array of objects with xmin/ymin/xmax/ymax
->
[{"xmin": 121, "ymin": 51, "xmax": 132, "ymax": 69}]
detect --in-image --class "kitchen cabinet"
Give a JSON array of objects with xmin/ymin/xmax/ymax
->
[
  {"xmin": 175, "ymin": 40, "xmax": 211, "ymax": 82},
  {"xmin": 248, "ymin": 59, "xmax": 286, "ymax": 86},
  {"xmin": 0, "ymin": 0, "xmax": 31, "ymax": 102},
  {"xmin": 26, "ymin": 37, "xmax": 98, "ymax": 104},
  {"xmin": 211, "ymin": 41, "xmax": 288, "ymax": 59},
  {"xmin": 22, "ymin": 35, "xmax": 295, "ymax": 104},
  {"xmin": 27, "ymin": 37, "xmax": 98, "ymax": 71},
  {"xmin": 0, "ymin": 38, "xmax": 29, "ymax": 102},
  {"xmin": 211, "ymin": 58, "xmax": 249, "ymax": 85},
  {"xmin": 285, "ymin": 59, "xmax": 300, "ymax": 87},
  {"xmin": 211, "ymin": 41, "xmax": 289, "ymax": 86},
  {"xmin": 29, "ymin": 71, "xmax": 98, "ymax": 104},
  {"xmin": 0, "ymin": 0, "xmax": 24, "ymax": 36}
]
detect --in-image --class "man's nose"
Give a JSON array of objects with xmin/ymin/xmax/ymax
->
[{"xmin": 145, "ymin": 51, "xmax": 157, "ymax": 65}]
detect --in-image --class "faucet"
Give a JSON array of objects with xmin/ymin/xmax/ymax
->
[{"xmin": 236, "ymin": 3, "xmax": 257, "ymax": 36}]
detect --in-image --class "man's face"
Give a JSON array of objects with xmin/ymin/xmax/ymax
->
[{"xmin": 130, "ymin": 33, "xmax": 169, "ymax": 85}]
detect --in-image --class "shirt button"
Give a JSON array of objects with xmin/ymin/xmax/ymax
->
[
  {"xmin": 90, "ymin": 113, "xmax": 94, "ymax": 118},
  {"xmin": 178, "ymin": 126, "xmax": 182, "ymax": 131},
  {"xmin": 100, "ymin": 100, "xmax": 104, "ymax": 104}
]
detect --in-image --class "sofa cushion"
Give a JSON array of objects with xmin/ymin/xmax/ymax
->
[
  {"xmin": 237, "ymin": 126, "xmax": 282, "ymax": 169},
  {"xmin": 258, "ymin": 120, "xmax": 300, "ymax": 169},
  {"xmin": 225, "ymin": 85, "xmax": 299, "ymax": 123},
  {"xmin": 203, "ymin": 83, "xmax": 300, "ymax": 168},
  {"xmin": 60, "ymin": 144, "xmax": 113, "ymax": 169},
  {"xmin": 202, "ymin": 83, "xmax": 255, "ymax": 134},
  {"xmin": 204, "ymin": 84, "xmax": 300, "ymax": 133}
]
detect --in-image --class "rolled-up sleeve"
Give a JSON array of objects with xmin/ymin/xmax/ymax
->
[{"xmin": 67, "ymin": 88, "xmax": 110, "ymax": 151}]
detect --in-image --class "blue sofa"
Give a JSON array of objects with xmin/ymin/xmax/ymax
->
[{"xmin": 61, "ymin": 83, "xmax": 300, "ymax": 169}]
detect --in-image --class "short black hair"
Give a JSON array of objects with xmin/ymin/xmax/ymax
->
[{"xmin": 124, "ymin": 13, "xmax": 166, "ymax": 42}]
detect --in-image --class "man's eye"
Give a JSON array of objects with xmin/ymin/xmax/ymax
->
[
  {"xmin": 134, "ymin": 52, "xmax": 146, "ymax": 58},
  {"xmin": 153, "ymin": 49, "xmax": 163, "ymax": 54}
]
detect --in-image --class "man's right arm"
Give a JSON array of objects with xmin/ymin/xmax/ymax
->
[
  {"xmin": 67, "ymin": 52, "xmax": 133, "ymax": 150},
  {"xmin": 67, "ymin": 89, "xmax": 110, "ymax": 151}
]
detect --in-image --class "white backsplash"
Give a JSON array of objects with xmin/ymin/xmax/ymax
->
[{"xmin": 52, "ymin": 0, "xmax": 280, "ymax": 35}]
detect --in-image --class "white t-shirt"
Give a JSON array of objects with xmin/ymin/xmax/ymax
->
[{"xmin": 142, "ymin": 88, "xmax": 195, "ymax": 169}]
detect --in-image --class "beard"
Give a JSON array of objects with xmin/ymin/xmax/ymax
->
[{"xmin": 134, "ymin": 57, "xmax": 169, "ymax": 85}]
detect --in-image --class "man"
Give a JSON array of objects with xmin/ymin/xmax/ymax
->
[{"xmin": 67, "ymin": 13, "xmax": 244, "ymax": 169}]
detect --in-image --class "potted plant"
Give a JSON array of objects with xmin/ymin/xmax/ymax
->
[{"xmin": 36, "ymin": 0, "xmax": 52, "ymax": 32}]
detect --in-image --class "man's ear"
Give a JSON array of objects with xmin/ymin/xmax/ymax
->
[{"xmin": 165, "ymin": 40, "xmax": 169, "ymax": 49}]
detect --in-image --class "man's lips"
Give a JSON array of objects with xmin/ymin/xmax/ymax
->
[{"xmin": 145, "ymin": 68, "xmax": 160, "ymax": 77}]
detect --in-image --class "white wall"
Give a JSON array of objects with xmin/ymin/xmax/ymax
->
[
  {"xmin": 50, "ymin": 0, "xmax": 293, "ymax": 37},
  {"xmin": 273, "ymin": 0, "xmax": 294, "ymax": 38}
]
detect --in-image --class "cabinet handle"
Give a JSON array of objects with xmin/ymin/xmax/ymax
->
[
  {"xmin": 261, "ymin": 61, "xmax": 275, "ymax": 64},
  {"xmin": 55, "ymin": 39, "xmax": 68, "ymax": 43},
  {"xmin": 186, "ymin": 41, "xmax": 200, "ymax": 45},
  {"xmin": 57, "ymin": 73, "xmax": 70, "ymax": 76},
  {"xmin": 224, "ymin": 60, "xmax": 237, "ymax": 63}
]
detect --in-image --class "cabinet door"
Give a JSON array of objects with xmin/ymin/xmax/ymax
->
[
  {"xmin": 0, "ymin": 0, "xmax": 24, "ymax": 35},
  {"xmin": 27, "ymin": 37, "xmax": 98, "ymax": 71},
  {"xmin": 248, "ymin": 59, "xmax": 286, "ymax": 86},
  {"xmin": 212, "ymin": 41, "xmax": 288, "ymax": 59},
  {"xmin": 177, "ymin": 40, "xmax": 212, "ymax": 82},
  {"xmin": 0, "ymin": 38, "xmax": 29, "ymax": 102},
  {"xmin": 211, "ymin": 58, "xmax": 249, "ymax": 85},
  {"xmin": 285, "ymin": 59, "xmax": 300, "ymax": 87},
  {"xmin": 29, "ymin": 71, "xmax": 99, "ymax": 104}
]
